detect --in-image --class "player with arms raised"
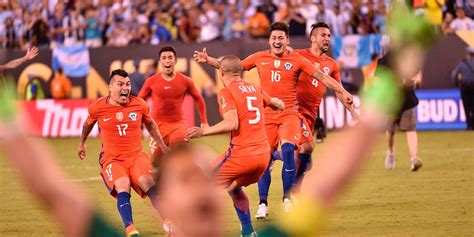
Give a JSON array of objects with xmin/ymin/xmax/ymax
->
[
  {"xmin": 77, "ymin": 69, "xmax": 170, "ymax": 237},
  {"xmin": 139, "ymin": 46, "xmax": 208, "ymax": 162},
  {"xmin": 289, "ymin": 22, "xmax": 359, "ymax": 196},
  {"xmin": 187, "ymin": 55, "xmax": 284, "ymax": 237},
  {"xmin": 194, "ymin": 22, "xmax": 354, "ymax": 214}
]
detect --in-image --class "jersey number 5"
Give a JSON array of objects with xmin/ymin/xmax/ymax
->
[
  {"xmin": 246, "ymin": 96, "xmax": 261, "ymax": 124},
  {"xmin": 116, "ymin": 124, "xmax": 128, "ymax": 136}
]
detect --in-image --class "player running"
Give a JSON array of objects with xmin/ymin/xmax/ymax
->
[
  {"xmin": 193, "ymin": 21, "xmax": 355, "ymax": 214},
  {"xmin": 77, "ymin": 69, "xmax": 170, "ymax": 237},
  {"xmin": 272, "ymin": 22, "xmax": 360, "ymax": 200},
  {"xmin": 187, "ymin": 55, "xmax": 284, "ymax": 237},
  {"xmin": 255, "ymin": 22, "xmax": 359, "ymax": 219},
  {"xmin": 138, "ymin": 45, "xmax": 208, "ymax": 162}
]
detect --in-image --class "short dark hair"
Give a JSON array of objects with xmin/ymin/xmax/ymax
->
[
  {"xmin": 218, "ymin": 55, "xmax": 242, "ymax": 75},
  {"xmin": 159, "ymin": 45, "xmax": 177, "ymax": 58},
  {"xmin": 109, "ymin": 69, "xmax": 128, "ymax": 83},
  {"xmin": 310, "ymin": 22, "xmax": 331, "ymax": 36},
  {"xmin": 270, "ymin": 21, "xmax": 290, "ymax": 37}
]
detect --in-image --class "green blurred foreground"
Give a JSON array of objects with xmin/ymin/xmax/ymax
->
[{"xmin": 1, "ymin": 131, "xmax": 473, "ymax": 236}]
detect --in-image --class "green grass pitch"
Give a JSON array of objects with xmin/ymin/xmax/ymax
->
[{"xmin": 1, "ymin": 131, "xmax": 473, "ymax": 236}]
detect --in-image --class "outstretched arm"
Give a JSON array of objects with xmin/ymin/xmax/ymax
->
[
  {"xmin": 187, "ymin": 80, "xmax": 209, "ymax": 127},
  {"xmin": 0, "ymin": 81, "xmax": 93, "ymax": 237},
  {"xmin": 77, "ymin": 120, "xmax": 96, "ymax": 160},
  {"xmin": 341, "ymin": 97, "xmax": 359, "ymax": 121},
  {"xmin": 187, "ymin": 109, "xmax": 238, "ymax": 138},
  {"xmin": 0, "ymin": 47, "xmax": 39, "ymax": 71},
  {"xmin": 144, "ymin": 119, "xmax": 171, "ymax": 154},
  {"xmin": 193, "ymin": 47, "xmax": 220, "ymax": 69},
  {"xmin": 312, "ymin": 71, "xmax": 355, "ymax": 108}
]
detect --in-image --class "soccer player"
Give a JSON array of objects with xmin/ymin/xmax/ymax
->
[
  {"xmin": 77, "ymin": 69, "xmax": 170, "ymax": 237},
  {"xmin": 187, "ymin": 55, "xmax": 284, "ymax": 237},
  {"xmin": 155, "ymin": 68, "xmax": 404, "ymax": 237},
  {"xmin": 138, "ymin": 45, "xmax": 208, "ymax": 162},
  {"xmin": 255, "ymin": 22, "xmax": 359, "ymax": 218},
  {"xmin": 194, "ymin": 21, "xmax": 354, "ymax": 214},
  {"xmin": 292, "ymin": 22, "xmax": 359, "ymax": 195}
]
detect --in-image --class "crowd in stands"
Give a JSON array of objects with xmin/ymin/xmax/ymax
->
[{"xmin": 0, "ymin": 0, "xmax": 473, "ymax": 49}]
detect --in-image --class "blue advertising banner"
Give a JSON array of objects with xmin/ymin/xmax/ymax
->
[
  {"xmin": 415, "ymin": 89, "xmax": 466, "ymax": 130},
  {"xmin": 319, "ymin": 89, "xmax": 466, "ymax": 131}
]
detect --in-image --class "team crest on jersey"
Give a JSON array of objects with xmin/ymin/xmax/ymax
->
[
  {"xmin": 116, "ymin": 112, "xmax": 124, "ymax": 121},
  {"xmin": 274, "ymin": 60, "xmax": 281, "ymax": 68},
  {"xmin": 284, "ymin": 62, "xmax": 293, "ymax": 70},
  {"xmin": 129, "ymin": 112, "xmax": 138, "ymax": 121},
  {"xmin": 323, "ymin": 67, "xmax": 330, "ymax": 75},
  {"xmin": 303, "ymin": 131, "xmax": 310, "ymax": 138}
]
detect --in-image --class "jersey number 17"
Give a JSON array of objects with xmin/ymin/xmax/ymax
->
[{"xmin": 116, "ymin": 124, "xmax": 128, "ymax": 136}]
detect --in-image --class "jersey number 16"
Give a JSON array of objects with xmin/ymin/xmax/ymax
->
[{"xmin": 271, "ymin": 70, "xmax": 281, "ymax": 82}]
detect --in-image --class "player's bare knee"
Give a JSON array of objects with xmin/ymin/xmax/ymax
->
[
  {"xmin": 114, "ymin": 177, "xmax": 131, "ymax": 193},
  {"xmin": 226, "ymin": 181, "xmax": 240, "ymax": 194},
  {"xmin": 300, "ymin": 142, "xmax": 314, "ymax": 154},
  {"xmin": 138, "ymin": 175, "xmax": 155, "ymax": 192}
]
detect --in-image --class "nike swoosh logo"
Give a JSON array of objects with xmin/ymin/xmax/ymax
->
[
  {"xmin": 120, "ymin": 203, "xmax": 130, "ymax": 208},
  {"xmin": 261, "ymin": 62, "xmax": 269, "ymax": 65},
  {"xmin": 284, "ymin": 169, "xmax": 295, "ymax": 172},
  {"xmin": 103, "ymin": 118, "xmax": 112, "ymax": 122},
  {"xmin": 164, "ymin": 86, "xmax": 171, "ymax": 89}
]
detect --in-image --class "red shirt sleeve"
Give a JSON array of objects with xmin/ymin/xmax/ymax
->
[
  {"xmin": 217, "ymin": 88, "xmax": 236, "ymax": 116},
  {"xmin": 186, "ymin": 78, "xmax": 208, "ymax": 124},
  {"xmin": 298, "ymin": 54, "xmax": 318, "ymax": 77},
  {"xmin": 138, "ymin": 76, "xmax": 153, "ymax": 99},
  {"xmin": 85, "ymin": 101, "xmax": 99, "ymax": 126},
  {"xmin": 138, "ymin": 98, "xmax": 153, "ymax": 124},
  {"xmin": 241, "ymin": 52, "xmax": 261, "ymax": 71}
]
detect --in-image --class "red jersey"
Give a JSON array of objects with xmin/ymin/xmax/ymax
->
[
  {"xmin": 138, "ymin": 72, "xmax": 208, "ymax": 124},
  {"xmin": 241, "ymin": 50, "xmax": 318, "ymax": 113},
  {"xmin": 217, "ymin": 79, "xmax": 271, "ymax": 157},
  {"xmin": 85, "ymin": 96, "xmax": 152, "ymax": 162},
  {"xmin": 295, "ymin": 49, "xmax": 340, "ymax": 118}
]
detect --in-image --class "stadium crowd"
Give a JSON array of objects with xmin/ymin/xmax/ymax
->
[{"xmin": 1, "ymin": 0, "xmax": 472, "ymax": 50}]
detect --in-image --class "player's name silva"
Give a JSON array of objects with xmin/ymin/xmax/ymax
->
[{"xmin": 239, "ymin": 84, "xmax": 257, "ymax": 93}]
